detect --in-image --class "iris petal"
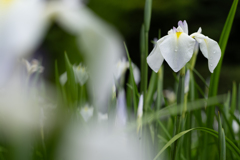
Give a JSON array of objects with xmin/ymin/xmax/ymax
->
[
  {"xmin": 147, "ymin": 44, "xmax": 164, "ymax": 73},
  {"xmin": 159, "ymin": 32, "xmax": 195, "ymax": 72},
  {"xmin": 199, "ymin": 37, "xmax": 221, "ymax": 73},
  {"xmin": 147, "ymin": 37, "xmax": 166, "ymax": 73}
]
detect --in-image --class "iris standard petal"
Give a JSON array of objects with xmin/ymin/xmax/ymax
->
[
  {"xmin": 159, "ymin": 32, "xmax": 195, "ymax": 72},
  {"xmin": 178, "ymin": 20, "xmax": 188, "ymax": 34},
  {"xmin": 147, "ymin": 43, "xmax": 164, "ymax": 73}
]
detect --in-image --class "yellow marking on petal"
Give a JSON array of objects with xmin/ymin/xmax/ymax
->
[
  {"xmin": 0, "ymin": 0, "xmax": 13, "ymax": 5},
  {"xmin": 204, "ymin": 39, "xmax": 208, "ymax": 46},
  {"xmin": 176, "ymin": 32, "xmax": 182, "ymax": 39}
]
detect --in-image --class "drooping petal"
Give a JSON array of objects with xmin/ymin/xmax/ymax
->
[
  {"xmin": 147, "ymin": 42, "xmax": 164, "ymax": 73},
  {"xmin": 193, "ymin": 34, "xmax": 221, "ymax": 73},
  {"xmin": 203, "ymin": 38, "xmax": 221, "ymax": 73},
  {"xmin": 178, "ymin": 20, "xmax": 188, "ymax": 34},
  {"xmin": 159, "ymin": 32, "xmax": 195, "ymax": 72}
]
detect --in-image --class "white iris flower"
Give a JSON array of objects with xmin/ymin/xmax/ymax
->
[
  {"xmin": 80, "ymin": 104, "xmax": 94, "ymax": 122},
  {"xmin": 114, "ymin": 58, "xmax": 140, "ymax": 84},
  {"xmin": 72, "ymin": 63, "xmax": 89, "ymax": 86},
  {"xmin": 22, "ymin": 59, "xmax": 44, "ymax": 76},
  {"xmin": 147, "ymin": 20, "xmax": 221, "ymax": 73},
  {"xmin": 59, "ymin": 63, "xmax": 88, "ymax": 86}
]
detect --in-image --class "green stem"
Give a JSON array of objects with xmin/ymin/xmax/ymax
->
[
  {"xmin": 143, "ymin": 32, "xmax": 149, "ymax": 110},
  {"xmin": 171, "ymin": 67, "xmax": 185, "ymax": 160}
]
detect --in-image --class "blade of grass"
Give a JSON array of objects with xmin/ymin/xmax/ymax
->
[
  {"xmin": 153, "ymin": 127, "xmax": 240, "ymax": 160},
  {"xmin": 207, "ymin": 0, "xmax": 238, "ymax": 128},
  {"xmin": 124, "ymin": 42, "xmax": 138, "ymax": 112}
]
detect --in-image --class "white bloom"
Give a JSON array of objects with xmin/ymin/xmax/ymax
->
[
  {"xmin": 137, "ymin": 94, "xmax": 144, "ymax": 118},
  {"xmin": 0, "ymin": 0, "xmax": 47, "ymax": 86},
  {"xmin": 147, "ymin": 20, "xmax": 221, "ymax": 73},
  {"xmin": 59, "ymin": 63, "xmax": 88, "ymax": 86},
  {"xmin": 163, "ymin": 90, "xmax": 176, "ymax": 104},
  {"xmin": 115, "ymin": 89, "xmax": 127, "ymax": 127},
  {"xmin": 114, "ymin": 58, "xmax": 140, "ymax": 84},
  {"xmin": 73, "ymin": 63, "xmax": 89, "ymax": 86},
  {"xmin": 0, "ymin": 0, "xmax": 47, "ymax": 56},
  {"xmin": 232, "ymin": 120, "xmax": 239, "ymax": 133},
  {"xmin": 46, "ymin": 0, "xmax": 123, "ymax": 110},
  {"xmin": 98, "ymin": 112, "xmax": 108, "ymax": 122},
  {"xmin": 59, "ymin": 72, "xmax": 67, "ymax": 86},
  {"xmin": 22, "ymin": 59, "xmax": 44, "ymax": 76},
  {"xmin": 80, "ymin": 104, "xmax": 94, "ymax": 122}
]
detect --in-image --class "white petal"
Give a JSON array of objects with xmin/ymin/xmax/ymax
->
[
  {"xmin": 178, "ymin": 20, "xmax": 188, "ymax": 34},
  {"xmin": 197, "ymin": 27, "xmax": 202, "ymax": 33},
  {"xmin": 147, "ymin": 44, "xmax": 164, "ymax": 73},
  {"xmin": 116, "ymin": 89, "xmax": 127, "ymax": 127},
  {"xmin": 59, "ymin": 72, "xmax": 67, "ymax": 86},
  {"xmin": 199, "ymin": 37, "xmax": 221, "ymax": 73},
  {"xmin": 159, "ymin": 32, "xmax": 195, "ymax": 72},
  {"xmin": 168, "ymin": 29, "xmax": 173, "ymax": 35},
  {"xmin": 132, "ymin": 63, "xmax": 141, "ymax": 84},
  {"xmin": 199, "ymin": 39, "xmax": 209, "ymax": 58},
  {"xmin": 137, "ymin": 94, "xmax": 143, "ymax": 118}
]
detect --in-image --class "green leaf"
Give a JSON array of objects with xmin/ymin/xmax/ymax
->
[
  {"xmin": 156, "ymin": 66, "xmax": 163, "ymax": 111},
  {"xmin": 218, "ymin": 112, "xmax": 223, "ymax": 159},
  {"xmin": 207, "ymin": 0, "xmax": 238, "ymax": 129},
  {"xmin": 64, "ymin": 52, "xmax": 78, "ymax": 106},
  {"xmin": 208, "ymin": 0, "xmax": 238, "ymax": 97},
  {"xmin": 124, "ymin": 42, "xmax": 139, "ymax": 112},
  {"xmin": 144, "ymin": 0, "xmax": 152, "ymax": 32},
  {"xmin": 221, "ymin": 129, "xmax": 226, "ymax": 160},
  {"xmin": 230, "ymin": 82, "xmax": 237, "ymax": 114},
  {"xmin": 146, "ymin": 71, "xmax": 157, "ymax": 106},
  {"xmin": 153, "ymin": 127, "xmax": 240, "ymax": 160},
  {"xmin": 140, "ymin": 24, "xmax": 145, "ymax": 93}
]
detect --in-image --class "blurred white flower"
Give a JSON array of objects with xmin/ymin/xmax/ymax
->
[
  {"xmin": 232, "ymin": 120, "xmax": 239, "ymax": 133},
  {"xmin": 22, "ymin": 59, "xmax": 44, "ymax": 76},
  {"xmin": 0, "ymin": 0, "xmax": 47, "ymax": 56},
  {"xmin": 80, "ymin": 104, "xmax": 94, "ymax": 122},
  {"xmin": 114, "ymin": 58, "xmax": 140, "ymax": 84},
  {"xmin": 115, "ymin": 89, "xmax": 127, "ymax": 127},
  {"xmin": 56, "ymin": 124, "xmax": 141, "ymax": 160},
  {"xmin": 59, "ymin": 63, "xmax": 88, "ymax": 86},
  {"xmin": 163, "ymin": 90, "xmax": 176, "ymax": 104},
  {"xmin": 46, "ymin": 0, "xmax": 123, "ymax": 110},
  {"xmin": 0, "ymin": 0, "xmax": 47, "ymax": 86},
  {"xmin": 98, "ymin": 112, "xmax": 108, "ymax": 122},
  {"xmin": 137, "ymin": 94, "xmax": 143, "ymax": 133},
  {"xmin": 137, "ymin": 94, "xmax": 144, "ymax": 118},
  {"xmin": 114, "ymin": 58, "xmax": 129, "ymax": 81},
  {"xmin": 59, "ymin": 72, "xmax": 67, "ymax": 86},
  {"xmin": 73, "ymin": 63, "xmax": 89, "ymax": 86}
]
